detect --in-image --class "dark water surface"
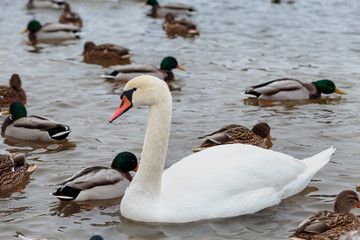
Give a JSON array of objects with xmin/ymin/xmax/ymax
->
[{"xmin": 0, "ymin": 0, "xmax": 360, "ymax": 239}]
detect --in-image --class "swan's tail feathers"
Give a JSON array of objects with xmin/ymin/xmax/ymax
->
[{"xmin": 302, "ymin": 146, "xmax": 336, "ymax": 170}]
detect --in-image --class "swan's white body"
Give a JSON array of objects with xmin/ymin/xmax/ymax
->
[{"xmin": 110, "ymin": 75, "xmax": 335, "ymax": 223}]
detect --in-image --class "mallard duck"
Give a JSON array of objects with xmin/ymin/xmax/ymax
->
[
  {"xmin": 244, "ymin": 78, "xmax": 346, "ymax": 100},
  {"xmin": 163, "ymin": 13, "xmax": 199, "ymax": 37},
  {"xmin": 27, "ymin": 0, "xmax": 65, "ymax": 9},
  {"xmin": 1, "ymin": 102, "xmax": 70, "ymax": 142},
  {"xmin": 22, "ymin": 20, "xmax": 81, "ymax": 43},
  {"xmin": 0, "ymin": 153, "xmax": 36, "ymax": 191},
  {"xmin": 102, "ymin": 56, "xmax": 185, "ymax": 81},
  {"xmin": 109, "ymin": 75, "xmax": 335, "ymax": 223},
  {"xmin": 0, "ymin": 74, "xmax": 26, "ymax": 107},
  {"xmin": 289, "ymin": 190, "xmax": 360, "ymax": 240},
  {"xmin": 59, "ymin": 3, "xmax": 83, "ymax": 28},
  {"xmin": 143, "ymin": 0, "xmax": 197, "ymax": 18},
  {"xmin": 52, "ymin": 152, "xmax": 138, "ymax": 201},
  {"xmin": 192, "ymin": 122, "xmax": 272, "ymax": 152},
  {"xmin": 83, "ymin": 41, "xmax": 131, "ymax": 66}
]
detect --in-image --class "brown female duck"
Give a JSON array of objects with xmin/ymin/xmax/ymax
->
[
  {"xmin": 0, "ymin": 153, "xmax": 36, "ymax": 191},
  {"xmin": 163, "ymin": 13, "xmax": 199, "ymax": 37},
  {"xmin": 192, "ymin": 122, "xmax": 272, "ymax": 152},
  {"xmin": 0, "ymin": 74, "xmax": 26, "ymax": 107},
  {"xmin": 289, "ymin": 190, "xmax": 360, "ymax": 240},
  {"xmin": 83, "ymin": 41, "xmax": 131, "ymax": 66},
  {"xmin": 59, "ymin": 3, "xmax": 83, "ymax": 28}
]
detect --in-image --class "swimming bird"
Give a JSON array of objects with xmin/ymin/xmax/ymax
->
[
  {"xmin": 109, "ymin": 75, "xmax": 335, "ymax": 223},
  {"xmin": 59, "ymin": 3, "xmax": 83, "ymax": 28},
  {"xmin": 288, "ymin": 190, "xmax": 360, "ymax": 240},
  {"xmin": 0, "ymin": 153, "xmax": 36, "ymax": 191},
  {"xmin": 83, "ymin": 41, "xmax": 131, "ymax": 66},
  {"xmin": 163, "ymin": 13, "xmax": 199, "ymax": 37},
  {"xmin": 52, "ymin": 152, "xmax": 138, "ymax": 201},
  {"xmin": 22, "ymin": 20, "xmax": 81, "ymax": 43},
  {"xmin": 102, "ymin": 56, "xmax": 185, "ymax": 81},
  {"xmin": 0, "ymin": 74, "xmax": 26, "ymax": 107},
  {"xmin": 244, "ymin": 78, "xmax": 346, "ymax": 100},
  {"xmin": 192, "ymin": 122, "xmax": 272, "ymax": 152},
  {"xmin": 27, "ymin": 0, "xmax": 65, "ymax": 9},
  {"xmin": 143, "ymin": 0, "xmax": 197, "ymax": 18},
  {"xmin": 1, "ymin": 102, "xmax": 70, "ymax": 142}
]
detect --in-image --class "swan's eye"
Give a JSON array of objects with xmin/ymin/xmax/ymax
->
[{"xmin": 132, "ymin": 87, "xmax": 137, "ymax": 91}]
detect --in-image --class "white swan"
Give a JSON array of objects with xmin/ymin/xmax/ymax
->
[{"xmin": 109, "ymin": 75, "xmax": 335, "ymax": 223}]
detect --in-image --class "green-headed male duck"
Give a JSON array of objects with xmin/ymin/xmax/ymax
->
[
  {"xmin": 52, "ymin": 152, "xmax": 138, "ymax": 201},
  {"xmin": 245, "ymin": 78, "xmax": 346, "ymax": 100},
  {"xmin": 22, "ymin": 20, "xmax": 81, "ymax": 43},
  {"xmin": 1, "ymin": 102, "xmax": 70, "ymax": 142},
  {"xmin": 102, "ymin": 56, "xmax": 185, "ymax": 81}
]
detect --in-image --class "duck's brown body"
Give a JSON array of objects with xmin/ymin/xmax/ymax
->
[
  {"xmin": 193, "ymin": 122, "xmax": 271, "ymax": 152},
  {"xmin": 289, "ymin": 190, "xmax": 360, "ymax": 240},
  {"xmin": 0, "ymin": 74, "xmax": 26, "ymax": 107},
  {"xmin": 0, "ymin": 153, "xmax": 36, "ymax": 190}
]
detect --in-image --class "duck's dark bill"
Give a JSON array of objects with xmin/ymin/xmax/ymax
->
[{"xmin": 109, "ymin": 96, "xmax": 132, "ymax": 123}]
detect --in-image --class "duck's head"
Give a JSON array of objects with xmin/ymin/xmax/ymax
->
[
  {"xmin": 252, "ymin": 122, "xmax": 272, "ymax": 140},
  {"xmin": 112, "ymin": 151, "xmax": 138, "ymax": 172},
  {"xmin": 160, "ymin": 56, "xmax": 186, "ymax": 71},
  {"xmin": 334, "ymin": 190, "xmax": 360, "ymax": 214},
  {"xmin": 2, "ymin": 102, "xmax": 27, "ymax": 120},
  {"xmin": 9, "ymin": 74, "xmax": 22, "ymax": 91},
  {"xmin": 83, "ymin": 41, "xmax": 96, "ymax": 53},
  {"xmin": 109, "ymin": 75, "xmax": 170, "ymax": 123},
  {"xmin": 145, "ymin": 0, "xmax": 159, "ymax": 6},
  {"xmin": 22, "ymin": 20, "xmax": 42, "ymax": 34},
  {"xmin": 89, "ymin": 236, "xmax": 103, "ymax": 240},
  {"xmin": 314, "ymin": 79, "xmax": 346, "ymax": 95}
]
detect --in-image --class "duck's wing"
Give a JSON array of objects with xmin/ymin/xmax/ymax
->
[
  {"xmin": 59, "ymin": 167, "xmax": 124, "ymax": 190},
  {"xmin": 114, "ymin": 64, "xmax": 158, "ymax": 73},
  {"xmin": 295, "ymin": 211, "xmax": 357, "ymax": 234},
  {"xmin": 0, "ymin": 154, "xmax": 14, "ymax": 173},
  {"xmin": 12, "ymin": 116, "xmax": 62, "ymax": 131},
  {"xmin": 198, "ymin": 124, "xmax": 244, "ymax": 139},
  {"xmin": 41, "ymin": 22, "xmax": 80, "ymax": 32},
  {"xmin": 97, "ymin": 44, "xmax": 129, "ymax": 53},
  {"xmin": 245, "ymin": 78, "xmax": 305, "ymax": 98}
]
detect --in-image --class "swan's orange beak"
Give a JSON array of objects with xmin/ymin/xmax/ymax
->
[{"xmin": 109, "ymin": 95, "xmax": 132, "ymax": 123}]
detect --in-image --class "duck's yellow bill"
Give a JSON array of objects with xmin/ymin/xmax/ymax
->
[
  {"xmin": 134, "ymin": 165, "xmax": 139, "ymax": 172},
  {"xmin": 21, "ymin": 28, "xmax": 29, "ymax": 34},
  {"xmin": 335, "ymin": 88, "xmax": 346, "ymax": 94},
  {"xmin": 1, "ymin": 110, "xmax": 10, "ymax": 115},
  {"xmin": 177, "ymin": 65, "xmax": 186, "ymax": 71}
]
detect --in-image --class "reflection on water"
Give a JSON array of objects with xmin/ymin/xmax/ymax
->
[{"xmin": 3, "ymin": 138, "xmax": 77, "ymax": 154}]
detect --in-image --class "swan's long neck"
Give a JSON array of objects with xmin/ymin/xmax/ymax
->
[{"xmin": 129, "ymin": 92, "xmax": 172, "ymax": 198}]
